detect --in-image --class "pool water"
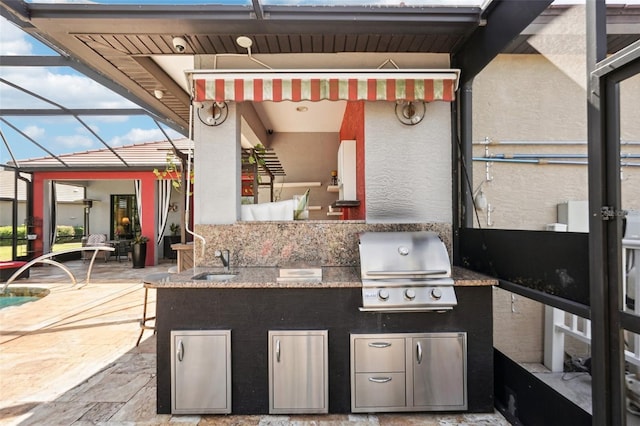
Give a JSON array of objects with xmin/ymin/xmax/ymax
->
[{"xmin": 0, "ymin": 287, "xmax": 50, "ymax": 309}]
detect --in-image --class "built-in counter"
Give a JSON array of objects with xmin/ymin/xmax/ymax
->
[
  {"xmin": 144, "ymin": 266, "xmax": 496, "ymax": 289},
  {"xmin": 148, "ymin": 266, "xmax": 497, "ymax": 415}
]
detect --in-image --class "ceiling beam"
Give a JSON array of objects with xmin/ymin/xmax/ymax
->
[
  {"xmin": 0, "ymin": 56, "xmax": 74, "ymax": 67},
  {"xmin": 453, "ymin": 0, "xmax": 553, "ymax": 85},
  {"xmin": 133, "ymin": 57, "xmax": 191, "ymax": 108},
  {"xmin": 251, "ymin": 0, "xmax": 264, "ymax": 21},
  {"xmin": 12, "ymin": 2, "xmax": 482, "ymax": 35}
]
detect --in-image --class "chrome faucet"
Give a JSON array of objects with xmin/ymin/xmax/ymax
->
[{"xmin": 214, "ymin": 249, "xmax": 230, "ymax": 271}]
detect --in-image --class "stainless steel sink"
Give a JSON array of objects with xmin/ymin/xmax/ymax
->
[{"xmin": 191, "ymin": 272, "xmax": 237, "ymax": 282}]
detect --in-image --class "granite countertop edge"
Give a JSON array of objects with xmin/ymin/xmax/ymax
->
[{"xmin": 143, "ymin": 266, "xmax": 497, "ymax": 289}]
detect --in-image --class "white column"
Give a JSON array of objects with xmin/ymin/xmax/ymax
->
[
  {"xmin": 194, "ymin": 102, "xmax": 241, "ymax": 224},
  {"xmin": 544, "ymin": 306, "xmax": 566, "ymax": 372}
]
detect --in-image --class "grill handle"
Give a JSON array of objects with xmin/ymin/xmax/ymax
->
[{"xmin": 364, "ymin": 270, "xmax": 449, "ymax": 276}]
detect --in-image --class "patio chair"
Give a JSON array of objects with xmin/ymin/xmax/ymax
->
[
  {"xmin": 114, "ymin": 239, "xmax": 132, "ymax": 262},
  {"xmin": 81, "ymin": 233, "xmax": 110, "ymax": 262}
]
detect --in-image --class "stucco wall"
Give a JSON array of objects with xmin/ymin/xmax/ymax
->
[
  {"xmin": 194, "ymin": 102, "xmax": 241, "ymax": 225},
  {"xmin": 474, "ymin": 54, "xmax": 640, "ymax": 363},
  {"xmin": 473, "ymin": 54, "xmax": 640, "ymax": 231},
  {"xmin": 365, "ymin": 101, "xmax": 452, "ymax": 223}
]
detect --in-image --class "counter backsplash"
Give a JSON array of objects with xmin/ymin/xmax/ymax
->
[{"xmin": 194, "ymin": 221, "xmax": 452, "ymax": 267}]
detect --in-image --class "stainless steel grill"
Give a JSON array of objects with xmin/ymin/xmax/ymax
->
[{"xmin": 358, "ymin": 231, "xmax": 457, "ymax": 312}]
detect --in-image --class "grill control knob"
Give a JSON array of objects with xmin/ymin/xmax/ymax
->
[
  {"xmin": 430, "ymin": 288, "xmax": 442, "ymax": 300},
  {"xmin": 404, "ymin": 289, "xmax": 416, "ymax": 300},
  {"xmin": 378, "ymin": 289, "xmax": 390, "ymax": 301}
]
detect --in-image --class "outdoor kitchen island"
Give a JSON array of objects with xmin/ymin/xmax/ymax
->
[{"xmin": 146, "ymin": 265, "xmax": 496, "ymax": 415}]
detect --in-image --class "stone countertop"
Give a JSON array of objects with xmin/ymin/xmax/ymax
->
[{"xmin": 143, "ymin": 266, "xmax": 496, "ymax": 289}]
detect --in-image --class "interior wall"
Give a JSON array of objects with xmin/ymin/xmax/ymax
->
[
  {"xmin": 265, "ymin": 132, "xmax": 340, "ymax": 220},
  {"xmin": 239, "ymin": 103, "xmax": 269, "ymax": 148}
]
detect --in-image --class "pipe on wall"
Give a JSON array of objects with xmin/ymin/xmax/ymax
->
[
  {"xmin": 472, "ymin": 157, "xmax": 640, "ymax": 167},
  {"xmin": 473, "ymin": 140, "xmax": 640, "ymax": 146}
]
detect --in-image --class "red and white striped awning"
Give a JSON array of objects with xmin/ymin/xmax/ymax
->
[{"xmin": 190, "ymin": 70, "xmax": 460, "ymax": 103}]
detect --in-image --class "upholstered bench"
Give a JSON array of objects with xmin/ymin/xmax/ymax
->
[{"xmin": 0, "ymin": 261, "xmax": 29, "ymax": 282}]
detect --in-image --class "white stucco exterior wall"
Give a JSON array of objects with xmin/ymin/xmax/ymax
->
[
  {"xmin": 473, "ymin": 54, "xmax": 640, "ymax": 364},
  {"xmin": 365, "ymin": 101, "xmax": 452, "ymax": 223},
  {"xmin": 194, "ymin": 102, "xmax": 241, "ymax": 225},
  {"xmin": 472, "ymin": 54, "xmax": 640, "ymax": 231}
]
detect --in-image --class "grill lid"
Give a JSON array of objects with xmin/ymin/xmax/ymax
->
[{"xmin": 359, "ymin": 231, "xmax": 451, "ymax": 280}]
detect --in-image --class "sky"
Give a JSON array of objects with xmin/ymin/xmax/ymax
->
[{"xmin": 0, "ymin": 15, "xmax": 184, "ymax": 164}]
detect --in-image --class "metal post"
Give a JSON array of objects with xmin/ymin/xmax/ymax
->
[
  {"xmin": 587, "ymin": 0, "xmax": 625, "ymax": 424},
  {"xmin": 460, "ymin": 80, "xmax": 474, "ymax": 229}
]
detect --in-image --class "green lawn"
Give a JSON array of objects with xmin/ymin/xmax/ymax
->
[{"xmin": 0, "ymin": 242, "xmax": 83, "ymax": 261}]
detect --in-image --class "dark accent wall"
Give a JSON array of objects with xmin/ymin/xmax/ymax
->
[
  {"xmin": 494, "ymin": 350, "xmax": 591, "ymax": 425},
  {"xmin": 457, "ymin": 228, "xmax": 590, "ymax": 305},
  {"xmin": 156, "ymin": 286, "xmax": 493, "ymax": 415}
]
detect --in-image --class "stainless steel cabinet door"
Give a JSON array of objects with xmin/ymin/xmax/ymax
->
[
  {"xmin": 353, "ymin": 337, "xmax": 405, "ymax": 373},
  {"xmin": 269, "ymin": 330, "xmax": 328, "ymax": 414},
  {"xmin": 411, "ymin": 333, "xmax": 467, "ymax": 410},
  {"xmin": 354, "ymin": 372, "xmax": 406, "ymax": 408},
  {"xmin": 171, "ymin": 330, "xmax": 231, "ymax": 414}
]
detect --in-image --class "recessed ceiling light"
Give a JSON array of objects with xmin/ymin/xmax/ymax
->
[
  {"xmin": 296, "ymin": 106, "xmax": 309, "ymax": 112},
  {"xmin": 236, "ymin": 36, "xmax": 253, "ymax": 49}
]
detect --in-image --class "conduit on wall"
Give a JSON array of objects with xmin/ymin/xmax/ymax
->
[{"xmin": 473, "ymin": 157, "xmax": 640, "ymax": 166}]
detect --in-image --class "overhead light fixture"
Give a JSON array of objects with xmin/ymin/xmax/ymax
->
[
  {"xmin": 234, "ymin": 35, "xmax": 271, "ymax": 69},
  {"xmin": 296, "ymin": 106, "xmax": 308, "ymax": 112},
  {"xmin": 197, "ymin": 101, "xmax": 229, "ymax": 127},
  {"xmin": 395, "ymin": 101, "xmax": 426, "ymax": 125},
  {"xmin": 236, "ymin": 36, "xmax": 253, "ymax": 49},
  {"xmin": 154, "ymin": 90, "xmax": 164, "ymax": 99}
]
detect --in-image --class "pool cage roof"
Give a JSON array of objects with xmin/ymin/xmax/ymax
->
[{"xmin": 1, "ymin": 0, "xmax": 639, "ymax": 169}]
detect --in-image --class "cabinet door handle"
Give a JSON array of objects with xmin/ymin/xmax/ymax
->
[
  {"xmin": 368, "ymin": 377, "xmax": 392, "ymax": 383},
  {"xmin": 368, "ymin": 342, "xmax": 391, "ymax": 348},
  {"xmin": 276, "ymin": 339, "xmax": 281, "ymax": 363},
  {"xmin": 177, "ymin": 340, "xmax": 184, "ymax": 362},
  {"xmin": 416, "ymin": 341, "xmax": 423, "ymax": 364}
]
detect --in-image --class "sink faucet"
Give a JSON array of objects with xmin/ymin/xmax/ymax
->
[{"xmin": 214, "ymin": 249, "xmax": 230, "ymax": 271}]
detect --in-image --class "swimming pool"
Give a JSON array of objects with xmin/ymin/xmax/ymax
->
[{"xmin": 0, "ymin": 287, "xmax": 50, "ymax": 309}]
